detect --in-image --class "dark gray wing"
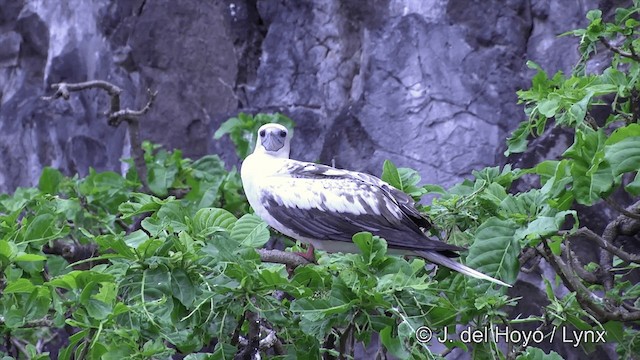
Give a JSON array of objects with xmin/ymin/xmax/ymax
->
[{"xmin": 261, "ymin": 161, "xmax": 462, "ymax": 255}]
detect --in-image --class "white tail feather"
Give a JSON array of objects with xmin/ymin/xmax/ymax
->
[{"xmin": 417, "ymin": 251, "xmax": 512, "ymax": 287}]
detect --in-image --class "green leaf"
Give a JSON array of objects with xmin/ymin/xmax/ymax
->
[
  {"xmin": 171, "ymin": 268, "xmax": 196, "ymax": 307},
  {"xmin": 86, "ymin": 299, "xmax": 112, "ymax": 320},
  {"xmin": 38, "ymin": 167, "xmax": 64, "ymax": 195},
  {"xmin": 13, "ymin": 253, "xmax": 47, "ymax": 262},
  {"xmin": 564, "ymin": 129, "xmax": 614, "ymax": 205},
  {"xmin": 118, "ymin": 193, "xmax": 166, "ymax": 219},
  {"xmin": 467, "ymin": 217, "xmax": 520, "ymax": 285},
  {"xmin": 625, "ymin": 172, "xmax": 640, "ymax": 196},
  {"xmin": 505, "ymin": 121, "xmax": 532, "ymax": 156},
  {"xmin": 381, "ymin": 160, "xmax": 402, "ymax": 190},
  {"xmin": 4, "ymin": 278, "xmax": 36, "ymax": 293},
  {"xmin": 605, "ymin": 134, "xmax": 640, "ymax": 177},
  {"xmin": 352, "ymin": 232, "xmax": 387, "ymax": 264},
  {"xmin": 193, "ymin": 207, "xmax": 237, "ymax": 236},
  {"xmin": 157, "ymin": 200, "xmax": 190, "ymax": 232},
  {"xmin": 22, "ymin": 213, "xmax": 64, "ymax": 245},
  {"xmin": 603, "ymin": 321, "xmax": 623, "ymax": 343},
  {"xmin": 538, "ymin": 98, "xmax": 559, "ymax": 117},
  {"xmin": 213, "ymin": 117, "xmax": 243, "ymax": 139},
  {"xmin": 380, "ymin": 326, "xmax": 410, "ymax": 359},
  {"xmin": 124, "ymin": 230, "xmax": 150, "ymax": 249},
  {"xmin": 230, "ymin": 214, "xmax": 270, "ymax": 247}
]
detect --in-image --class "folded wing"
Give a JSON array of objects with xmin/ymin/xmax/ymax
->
[{"xmin": 260, "ymin": 161, "xmax": 462, "ymax": 255}]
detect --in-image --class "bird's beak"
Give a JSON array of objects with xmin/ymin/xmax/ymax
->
[{"xmin": 262, "ymin": 132, "xmax": 285, "ymax": 152}]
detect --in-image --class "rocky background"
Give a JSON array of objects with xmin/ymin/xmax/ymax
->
[{"xmin": 0, "ymin": 0, "xmax": 625, "ymax": 358}]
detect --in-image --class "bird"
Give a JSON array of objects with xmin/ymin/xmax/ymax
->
[{"xmin": 240, "ymin": 123, "xmax": 510, "ymax": 287}]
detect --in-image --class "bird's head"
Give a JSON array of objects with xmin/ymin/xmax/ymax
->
[{"xmin": 253, "ymin": 123, "xmax": 291, "ymax": 158}]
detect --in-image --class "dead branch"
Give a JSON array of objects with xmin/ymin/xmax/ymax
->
[
  {"xmin": 538, "ymin": 239, "xmax": 640, "ymax": 322},
  {"xmin": 42, "ymin": 80, "xmax": 154, "ymax": 192}
]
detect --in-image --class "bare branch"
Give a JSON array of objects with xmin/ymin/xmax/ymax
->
[
  {"xmin": 566, "ymin": 228, "xmax": 640, "ymax": 264},
  {"xmin": 539, "ymin": 239, "xmax": 640, "ymax": 322},
  {"xmin": 565, "ymin": 242, "xmax": 601, "ymax": 284},
  {"xmin": 43, "ymin": 81, "xmax": 153, "ymax": 192},
  {"xmin": 600, "ymin": 37, "xmax": 640, "ymax": 62},
  {"xmin": 605, "ymin": 197, "xmax": 640, "ymax": 221},
  {"xmin": 108, "ymin": 89, "xmax": 158, "ymax": 126},
  {"xmin": 42, "ymin": 80, "xmax": 122, "ymax": 101},
  {"xmin": 257, "ymin": 249, "xmax": 311, "ymax": 268}
]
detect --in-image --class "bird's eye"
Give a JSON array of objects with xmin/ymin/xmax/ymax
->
[
  {"xmin": 259, "ymin": 130, "xmax": 266, "ymax": 137},
  {"xmin": 279, "ymin": 130, "xmax": 287, "ymax": 138}
]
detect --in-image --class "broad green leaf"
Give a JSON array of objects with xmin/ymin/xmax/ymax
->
[
  {"xmin": 538, "ymin": 98, "xmax": 559, "ymax": 117},
  {"xmin": 193, "ymin": 207, "xmax": 237, "ymax": 236},
  {"xmin": 230, "ymin": 214, "xmax": 269, "ymax": 247},
  {"xmin": 86, "ymin": 299, "xmax": 112, "ymax": 320},
  {"xmin": 95, "ymin": 234, "xmax": 137, "ymax": 259},
  {"xmin": 213, "ymin": 116, "xmax": 243, "ymax": 139},
  {"xmin": 605, "ymin": 135, "xmax": 640, "ymax": 176},
  {"xmin": 4, "ymin": 278, "xmax": 36, "ymax": 293},
  {"xmin": 564, "ymin": 129, "xmax": 614, "ymax": 205},
  {"xmin": 380, "ymin": 326, "xmax": 410, "ymax": 359},
  {"xmin": 0, "ymin": 240, "xmax": 17, "ymax": 259},
  {"xmin": 13, "ymin": 253, "xmax": 47, "ymax": 262},
  {"xmin": 603, "ymin": 321, "xmax": 624, "ymax": 343},
  {"xmin": 157, "ymin": 200, "xmax": 190, "ymax": 232},
  {"xmin": 124, "ymin": 230, "xmax": 150, "ymax": 249},
  {"xmin": 22, "ymin": 213, "xmax": 64, "ymax": 245},
  {"xmin": 171, "ymin": 268, "xmax": 196, "ymax": 307},
  {"xmin": 291, "ymin": 298, "xmax": 352, "ymax": 322},
  {"xmin": 38, "ymin": 167, "xmax": 64, "ymax": 194},
  {"xmin": 505, "ymin": 121, "xmax": 532, "ymax": 156},
  {"xmin": 467, "ymin": 217, "xmax": 520, "ymax": 285},
  {"xmin": 515, "ymin": 210, "xmax": 575, "ymax": 244},
  {"xmin": 381, "ymin": 160, "xmax": 402, "ymax": 190},
  {"xmin": 147, "ymin": 164, "xmax": 178, "ymax": 197},
  {"xmin": 118, "ymin": 193, "xmax": 166, "ymax": 218}
]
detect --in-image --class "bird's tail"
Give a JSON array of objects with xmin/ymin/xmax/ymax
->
[{"xmin": 416, "ymin": 251, "xmax": 512, "ymax": 287}]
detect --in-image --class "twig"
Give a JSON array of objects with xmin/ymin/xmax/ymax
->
[
  {"xmin": 564, "ymin": 228, "xmax": 640, "ymax": 264},
  {"xmin": 257, "ymin": 249, "xmax": 311, "ymax": 268},
  {"xmin": 605, "ymin": 197, "xmax": 640, "ymax": 221},
  {"xmin": 519, "ymin": 246, "xmax": 542, "ymax": 273},
  {"xmin": 600, "ymin": 37, "xmax": 640, "ymax": 62},
  {"xmin": 539, "ymin": 239, "xmax": 640, "ymax": 322},
  {"xmin": 565, "ymin": 241, "xmax": 601, "ymax": 284},
  {"xmin": 10, "ymin": 338, "xmax": 28, "ymax": 358},
  {"xmin": 42, "ymin": 80, "xmax": 122, "ymax": 101},
  {"xmin": 42, "ymin": 81, "xmax": 154, "ymax": 192}
]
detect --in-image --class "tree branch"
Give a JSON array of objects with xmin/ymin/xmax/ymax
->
[
  {"xmin": 600, "ymin": 37, "xmax": 640, "ymax": 62},
  {"xmin": 538, "ymin": 239, "xmax": 640, "ymax": 322},
  {"xmin": 43, "ymin": 81, "xmax": 154, "ymax": 192},
  {"xmin": 257, "ymin": 249, "xmax": 311, "ymax": 268},
  {"xmin": 605, "ymin": 197, "xmax": 640, "ymax": 221}
]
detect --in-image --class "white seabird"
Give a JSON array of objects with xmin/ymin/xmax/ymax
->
[{"xmin": 240, "ymin": 123, "xmax": 510, "ymax": 287}]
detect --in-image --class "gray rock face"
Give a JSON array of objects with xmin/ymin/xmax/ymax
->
[{"xmin": 0, "ymin": 0, "xmax": 603, "ymax": 192}]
